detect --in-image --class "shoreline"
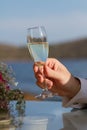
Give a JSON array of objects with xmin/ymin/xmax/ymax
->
[{"xmin": 24, "ymin": 92, "xmax": 40, "ymax": 101}]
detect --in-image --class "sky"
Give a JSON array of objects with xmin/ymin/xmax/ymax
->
[{"xmin": 0, "ymin": 0, "xmax": 87, "ymax": 46}]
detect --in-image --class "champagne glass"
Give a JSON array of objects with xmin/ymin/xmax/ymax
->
[{"xmin": 27, "ymin": 26, "xmax": 53, "ymax": 99}]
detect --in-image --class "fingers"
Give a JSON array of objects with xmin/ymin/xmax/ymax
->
[
  {"xmin": 33, "ymin": 62, "xmax": 45, "ymax": 75},
  {"xmin": 33, "ymin": 62, "xmax": 39, "ymax": 73},
  {"xmin": 36, "ymin": 74, "xmax": 44, "ymax": 83},
  {"xmin": 36, "ymin": 78, "xmax": 53, "ymax": 90},
  {"xmin": 36, "ymin": 79, "xmax": 65, "ymax": 96},
  {"xmin": 33, "ymin": 62, "xmax": 44, "ymax": 81}
]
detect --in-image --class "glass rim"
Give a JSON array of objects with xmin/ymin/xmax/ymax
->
[{"xmin": 27, "ymin": 25, "xmax": 45, "ymax": 30}]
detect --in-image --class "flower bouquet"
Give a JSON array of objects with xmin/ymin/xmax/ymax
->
[{"xmin": 0, "ymin": 62, "xmax": 25, "ymax": 125}]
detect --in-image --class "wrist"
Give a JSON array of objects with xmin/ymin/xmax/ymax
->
[{"xmin": 68, "ymin": 76, "xmax": 81, "ymax": 99}]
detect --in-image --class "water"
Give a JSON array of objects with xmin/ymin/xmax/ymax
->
[{"xmin": 7, "ymin": 59, "xmax": 87, "ymax": 96}]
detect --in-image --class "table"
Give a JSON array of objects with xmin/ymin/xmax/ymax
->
[{"xmin": 0, "ymin": 101, "xmax": 87, "ymax": 130}]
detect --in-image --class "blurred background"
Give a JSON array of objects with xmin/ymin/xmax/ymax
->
[{"xmin": 0, "ymin": 0, "xmax": 87, "ymax": 98}]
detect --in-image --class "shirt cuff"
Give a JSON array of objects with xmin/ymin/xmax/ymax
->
[{"xmin": 62, "ymin": 78, "xmax": 87, "ymax": 108}]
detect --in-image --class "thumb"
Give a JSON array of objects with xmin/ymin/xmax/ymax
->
[{"xmin": 44, "ymin": 65, "xmax": 59, "ymax": 80}]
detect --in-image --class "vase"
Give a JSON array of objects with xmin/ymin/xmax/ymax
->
[{"xmin": 0, "ymin": 100, "xmax": 11, "ymax": 127}]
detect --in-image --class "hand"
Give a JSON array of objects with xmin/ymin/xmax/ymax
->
[{"xmin": 33, "ymin": 58, "xmax": 81, "ymax": 99}]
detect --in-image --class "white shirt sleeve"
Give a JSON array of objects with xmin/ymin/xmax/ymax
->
[{"xmin": 62, "ymin": 78, "xmax": 87, "ymax": 108}]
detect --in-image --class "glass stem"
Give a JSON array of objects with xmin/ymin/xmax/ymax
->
[{"xmin": 35, "ymin": 63, "xmax": 53, "ymax": 99}]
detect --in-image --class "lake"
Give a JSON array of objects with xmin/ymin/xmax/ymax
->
[{"xmin": 7, "ymin": 59, "xmax": 87, "ymax": 96}]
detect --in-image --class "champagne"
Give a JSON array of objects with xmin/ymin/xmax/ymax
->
[
  {"xmin": 27, "ymin": 42, "xmax": 49, "ymax": 62},
  {"xmin": 27, "ymin": 26, "xmax": 53, "ymax": 99}
]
